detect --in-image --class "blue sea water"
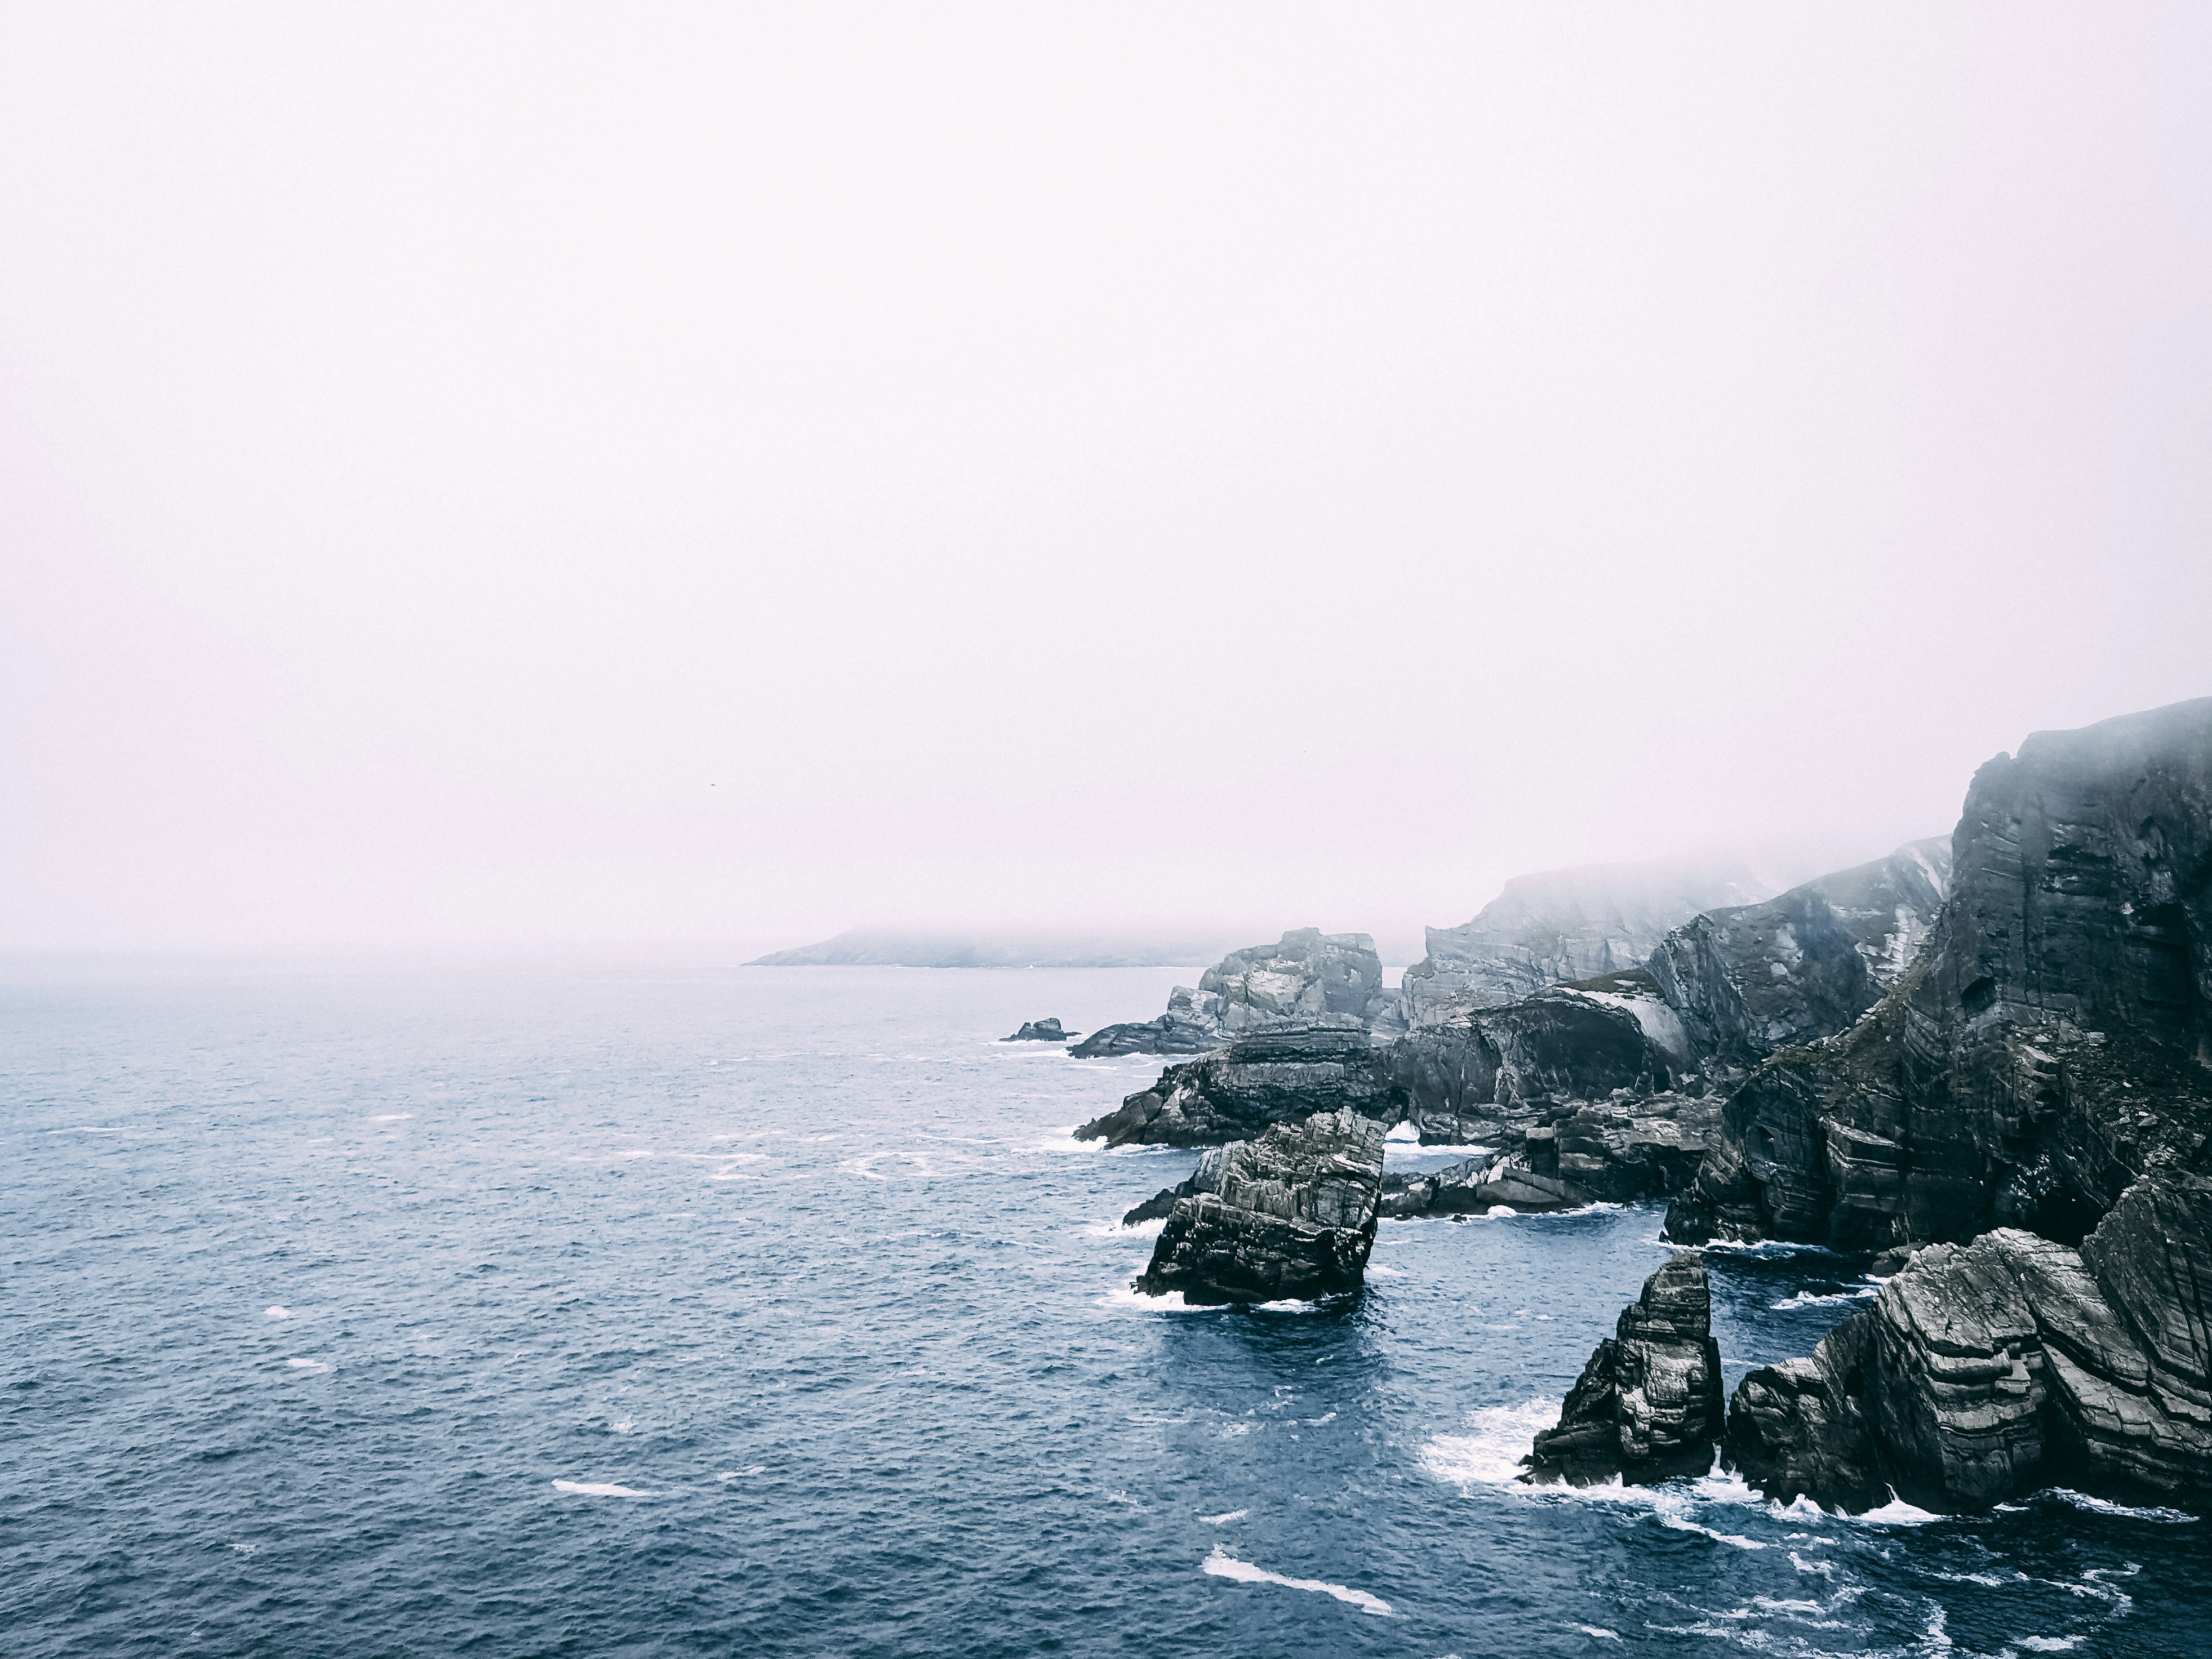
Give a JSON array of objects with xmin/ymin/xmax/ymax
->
[{"xmin": 4, "ymin": 960, "xmax": 2204, "ymax": 1657}]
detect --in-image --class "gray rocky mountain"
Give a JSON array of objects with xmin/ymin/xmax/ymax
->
[
  {"xmin": 1668, "ymin": 697, "xmax": 2212, "ymax": 1252},
  {"xmin": 1072, "ymin": 929, "xmax": 1391, "ymax": 1057},
  {"xmin": 1522, "ymin": 1253, "xmax": 1725, "ymax": 1485},
  {"xmin": 1725, "ymin": 1172, "xmax": 2212, "ymax": 1511},
  {"xmin": 1647, "ymin": 838, "xmax": 1951, "ymax": 1064},
  {"xmin": 1133, "ymin": 1110, "xmax": 1386, "ymax": 1304},
  {"xmin": 1400, "ymin": 860, "xmax": 1771, "ymax": 1025}
]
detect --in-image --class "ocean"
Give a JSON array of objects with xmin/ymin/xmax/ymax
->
[{"xmin": 5, "ymin": 961, "xmax": 2201, "ymax": 1657}]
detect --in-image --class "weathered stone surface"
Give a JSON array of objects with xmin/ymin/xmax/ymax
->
[
  {"xmin": 1522, "ymin": 1253, "xmax": 1725, "ymax": 1485},
  {"xmin": 1647, "ymin": 839, "xmax": 1951, "ymax": 1065},
  {"xmin": 1121, "ymin": 1145, "xmax": 1230, "ymax": 1226},
  {"xmin": 1068, "ymin": 986, "xmax": 1223, "ymax": 1057},
  {"xmin": 1134, "ymin": 1110, "xmax": 1386, "ymax": 1304},
  {"xmin": 1075, "ymin": 1024, "xmax": 1407, "ymax": 1148},
  {"xmin": 1202, "ymin": 928, "xmax": 1393, "ymax": 1031},
  {"xmin": 1669, "ymin": 697, "xmax": 2212, "ymax": 1252},
  {"xmin": 1725, "ymin": 1175, "xmax": 2212, "ymax": 1511},
  {"xmin": 1003, "ymin": 1017, "xmax": 1076, "ymax": 1043},
  {"xmin": 1401, "ymin": 861, "xmax": 1769, "ymax": 1024}
]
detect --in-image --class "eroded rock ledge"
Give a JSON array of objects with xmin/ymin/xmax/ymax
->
[{"xmin": 1134, "ymin": 1110, "xmax": 1385, "ymax": 1305}]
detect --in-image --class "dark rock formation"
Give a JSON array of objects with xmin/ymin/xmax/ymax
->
[
  {"xmin": 1725, "ymin": 1172, "xmax": 2212, "ymax": 1511},
  {"xmin": 1003, "ymin": 1018, "xmax": 1076, "ymax": 1043},
  {"xmin": 1074, "ymin": 1024, "xmax": 1406, "ymax": 1148},
  {"xmin": 1522, "ymin": 1253, "xmax": 1725, "ymax": 1485},
  {"xmin": 1134, "ymin": 1110, "xmax": 1386, "ymax": 1304},
  {"xmin": 1121, "ymin": 1145, "xmax": 1230, "ymax": 1226},
  {"xmin": 1068, "ymin": 986, "xmax": 1224, "ymax": 1058},
  {"xmin": 1203, "ymin": 928, "xmax": 1394, "ymax": 1031},
  {"xmin": 1669, "ymin": 698, "xmax": 2212, "ymax": 1252},
  {"xmin": 1400, "ymin": 860, "xmax": 1769, "ymax": 1024},
  {"xmin": 1647, "ymin": 838, "xmax": 1951, "ymax": 1065}
]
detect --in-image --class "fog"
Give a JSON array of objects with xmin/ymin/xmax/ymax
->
[{"xmin": 5, "ymin": 6, "xmax": 2209, "ymax": 962}]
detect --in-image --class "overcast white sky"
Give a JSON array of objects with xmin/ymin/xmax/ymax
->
[{"xmin": 5, "ymin": 5, "xmax": 2209, "ymax": 960}]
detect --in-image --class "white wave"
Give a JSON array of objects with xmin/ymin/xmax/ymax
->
[
  {"xmin": 1788, "ymin": 1550, "xmax": 1835, "ymax": 1576},
  {"xmin": 47, "ymin": 1125, "xmax": 131, "ymax": 1133},
  {"xmin": 285, "ymin": 1358, "xmax": 329, "ymax": 1373},
  {"xmin": 1084, "ymin": 1217, "xmax": 1165, "ymax": 1239},
  {"xmin": 1201, "ymin": 1546, "xmax": 1391, "ymax": 1617},
  {"xmin": 552, "ymin": 1480, "xmax": 656, "ymax": 1497},
  {"xmin": 1305, "ymin": 1411, "xmax": 1337, "ymax": 1425},
  {"xmin": 1578, "ymin": 1629, "xmax": 1620, "ymax": 1641},
  {"xmin": 1700, "ymin": 1237, "xmax": 1840, "ymax": 1258},
  {"xmin": 2015, "ymin": 1639, "xmax": 2084, "ymax": 1652},
  {"xmin": 1254, "ymin": 1298, "xmax": 1324, "ymax": 1314},
  {"xmin": 1201, "ymin": 1509, "xmax": 1247, "ymax": 1524},
  {"xmin": 2040, "ymin": 1487, "xmax": 2197, "ymax": 1523},
  {"xmin": 1100, "ymin": 1280, "xmax": 1201, "ymax": 1313},
  {"xmin": 1657, "ymin": 1512, "xmax": 1766, "ymax": 1549},
  {"xmin": 264, "ymin": 1306, "xmax": 291, "ymax": 1319},
  {"xmin": 1770, "ymin": 1281, "xmax": 1882, "ymax": 1311},
  {"xmin": 1367, "ymin": 1263, "xmax": 1406, "ymax": 1277},
  {"xmin": 1420, "ymin": 1398, "xmax": 1560, "ymax": 1487},
  {"xmin": 1852, "ymin": 1492, "xmax": 1946, "ymax": 1525},
  {"xmin": 1384, "ymin": 1120, "xmax": 1422, "ymax": 1142},
  {"xmin": 370, "ymin": 1113, "xmax": 412, "ymax": 1123},
  {"xmin": 716, "ymin": 1467, "xmax": 766, "ymax": 1480},
  {"xmin": 1485, "ymin": 1204, "xmax": 1518, "ymax": 1218}
]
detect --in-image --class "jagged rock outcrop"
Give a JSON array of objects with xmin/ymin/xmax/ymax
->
[
  {"xmin": 1521, "ymin": 1253, "xmax": 1725, "ymax": 1485},
  {"xmin": 1647, "ymin": 838, "xmax": 1951, "ymax": 1065},
  {"xmin": 1203, "ymin": 928, "xmax": 1394, "ymax": 1031},
  {"xmin": 1069, "ymin": 986, "xmax": 1224, "ymax": 1058},
  {"xmin": 1669, "ymin": 698, "xmax": 2212, "ymax": 1252},
  {"xmin": 1401, "ymin": 860, "xmax": 1769, "ymax": 1024},
  {"xmin": 1074, "ymin": 1024, "xmax": 1406, "ymax": 1148},
  {"xmin": 1134, "ymin": 1110, "xmax": 1386, "ymax": 1304},
  {"xmin": 1003, "ymin": 1017, "xmax": 1076, "ymax": 1043},
  {"xmin": 1726, "ymin": 1172, "xmax": 2212, "ymax": 1510},
  {"xmin": 1122, "ymin": 1145, "xmax": 1231, "ymax": 1226}
]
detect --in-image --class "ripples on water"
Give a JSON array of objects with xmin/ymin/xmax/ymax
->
[{"xmin": 3, "ymin": 963, "xmax": 2200, "ymax": 1656}]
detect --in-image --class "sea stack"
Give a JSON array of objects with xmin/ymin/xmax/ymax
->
[
  {"xmin": 1134, "ymin": 1109, "xmax": 1386, "ymax": 1304},
  {"xmin": 1521, "ymin": 1252, "xmax": 1725, "ymax": 1485}
]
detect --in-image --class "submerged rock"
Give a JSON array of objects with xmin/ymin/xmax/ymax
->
[
  {"xmin": 1134, "ymin": 1110, "xmax": 1387, "ymax": 1304},
  {"xmin": 1668, "ymin": 696, "xmax": 2212, "ymax": 1252},
  {"xmin": 1003, "ymin": 1018, "xmax": 1077, "ymax": 1043},
  {"xmin": 1074, "ymin": 1024, "xmax": 1406, "ymax": 1148},
  {"xmin": 1725, "ymin": 1173, "xmax": 2212, "ymax": 1510},
  {"xmin": 1522, "ymin": 1252, "xmax": 1725, "ymax": 1485}
]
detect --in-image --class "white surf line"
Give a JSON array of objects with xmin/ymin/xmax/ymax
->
[{"xmin": 1201, "ymin": 1546, "xmax": 1391, "ymax": 1616}]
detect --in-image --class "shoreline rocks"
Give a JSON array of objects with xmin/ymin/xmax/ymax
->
[
  {"xmin": 1003, "ymin": 1018, "xmax": 1077, "ymax": 1043},
  {"xmin": 1076, "ymin": 1024, "xmax": 1406, "ymax": 1148},
  {"xmin": 1522, "ymin": 1252, "xmax": 1725, "ymax": 1485},
  {"xmin": 1134, "ymin": 1110, "xmax": 1387, "ymax": 1304}
]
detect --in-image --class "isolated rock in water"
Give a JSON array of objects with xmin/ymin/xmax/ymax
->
[
  {"xmin": 1134, "ymin": 1110, "xmax": 1386, "ymax": 1304},
  {"xmin": 1003, "ymin": 1018, "xmax": 1077, "ymax": 1043},
  {"xmin": 1668, "ymin": 697, "xmax": 2212, "ymax": 1252},
  {"xmin": 1522, "ymin": 1252, "xmax": 1725, "ymax": 1485},
  {"xmin": 1725, "ymin": 1176, "xmax": 2212, "ymax": 1510},
  {"xmin": 1401, "ymin": 861, "xmax": 1770, "ymax": 1024},
  {"xmin": 1646, "ymin": 838, "xmax": 1951, "ymax": 1065},
  {"xmin": 1068, "ymin": 986, "xmax": 1224, "ymax": 1058},
  {"xmin": 1074, "ymin": 1024, "xmax": 1406, "ymax": 1148},
  {"xmin": 1201, "ymin": 929, "xmax": 1394, "ymax": 1031}
]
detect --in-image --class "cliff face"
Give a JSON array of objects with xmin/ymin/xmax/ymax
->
[
  {"xmin": 1074, "ymin": 1025, "xmax": 1406, "ymax": 1147},
  {"xmin": 1647, "ymin": 838, "xmax": 1951, "ymax": 1064},
  {"xmin": 1400, "ymin": 861, "xmax": 1770, "ymax": 1024},
  {"xmin": 1070, "ymin": 929, "xmax": 1390, "ymax": 1057},
  {"xmin": 1669, "ymin": 698, "xmax": 2212, "ymax": 1251},
  {"xmin": 1725, "ymin": 1172, "xmax": 2212, "ymax": 1511}
]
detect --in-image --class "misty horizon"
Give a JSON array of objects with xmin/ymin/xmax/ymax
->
[{"xmin": 7, "ymin": 8, "xmax": 2210, "ymax": 958}]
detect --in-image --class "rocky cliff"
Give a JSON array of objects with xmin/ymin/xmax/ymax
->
[
  {"xmin": 1400, "ymin": 860, "xmax": 1770, "ymax": 1024},
  {"xmin": 1070, "ymin": 929, "xmax": 1391, "ymax": 1057},
  {"xmin": 1725, "ymin": 1171, "xmax": 2212, "ymax": 1511},
  {"xmin": 1068, "ymin": 985, "xmax": 1224, "ymax": 1058},
  {"xmin": 1075, "ymin": 1024, "xmax": 1406, "ymax": 1148},
  {"xmin": 1522, "ymin": 1253, "xmax": 1725, "ymax": 1485},
  {"xmin": 1647, "ymin": 838, "xmax": 1951, "ymax": 1065},
  {"xmin": 1669, "ymin": 698, "xmax": 2212, "ymax": 1252},
  {"xmin": 1134, "ymin": 1110, "xmax": 1386, "ymax": 1304}
]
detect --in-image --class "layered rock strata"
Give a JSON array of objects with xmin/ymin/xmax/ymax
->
[
  {"xmin": 1134, "ymin": 1110, "xmax": 1387, "ymax": 1304},
  {"xmin": 1522, "ymin": 1253, "xmax": 1725, "ymax": 1485},
  {"xmin": 1668, "ymin": 697, "xmax": 2212, "ymax": 1251},
  {"xmin": 1076, "ymin": 1024, "xmax": 1406, "ymax": 1148},
  {"xmin": 1726, "ymin": 1172, "xmax": 2212, "ymax": 1511},
  {"xmin": 1401, "ymin": 860, "xmax": 1769, "ymax": 1023},
  {"xmin": 1069, "ymin": 986, "xmax": 1224, "ymax": 1058},
  {"xmin": 1071, "ymin": 929, "xmax": 1392, "ymax": 1057}
]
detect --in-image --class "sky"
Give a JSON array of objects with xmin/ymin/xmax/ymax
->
[{"xmin": 5, "ymin": 4, "xmax": 2209, "ymax": 962}]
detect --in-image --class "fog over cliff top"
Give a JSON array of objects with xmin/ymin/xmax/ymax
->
[{"xmin": 4, "ymin": 7, "xmax": 2209, "ymax": 957}]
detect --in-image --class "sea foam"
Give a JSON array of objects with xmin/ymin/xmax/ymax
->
[{"xmin": 1201, "ymin": 1546, "xmax": 1391, "ymax": 1616}]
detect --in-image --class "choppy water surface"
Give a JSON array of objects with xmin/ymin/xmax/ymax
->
[{"xmin": 5, "ymin": 963, "xmax": 2202, "ymax": 1657}]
